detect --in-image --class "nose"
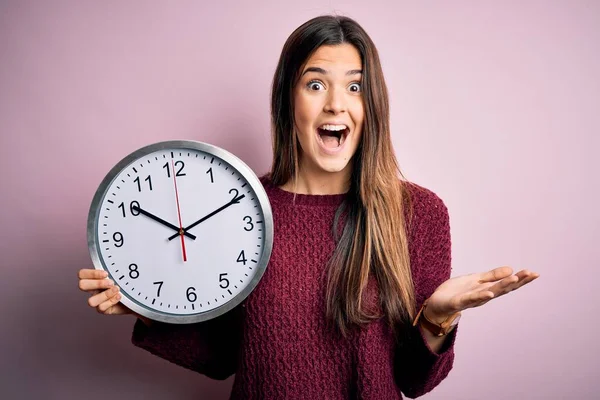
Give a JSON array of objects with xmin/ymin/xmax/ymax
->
[{"xmin": 323, "ymin": 86, "xmax": 346, "ymax": 114}]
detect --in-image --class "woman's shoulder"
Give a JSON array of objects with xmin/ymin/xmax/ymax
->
[
  {"xmin": 402, "ymin": 180, "xmax": 448, "ymax": 212},
  {"xmin": 257, "ymin": 174, "xmax": 285, "ymax": 202},
  {"xmin": 401, "ymin": 180, "xmax": 450, "ymax": 235},
  {"xmin": 259, "ymin": 174, "xmax": 272, "ymax": 187},
  {"xmin": 258, "ymin": 173, "xmax": 278, "ymax": 198}
]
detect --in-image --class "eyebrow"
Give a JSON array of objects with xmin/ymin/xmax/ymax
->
[{"xmin": 301, "ymin": 67, "xmax": 363, "ymax": 76}]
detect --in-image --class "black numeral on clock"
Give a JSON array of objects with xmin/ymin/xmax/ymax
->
[
  {"xmin": 228, "ymin": 188, "xmax": 245, "ymax": 203},
  {"xmin": 206, "ymin": 167, "xmax": 214, "ymax": 183},
  {"xmin": 186, "ymin": 287, "xmax": 197, "ymax": 302},
  {"xmin": 153, "ymin": 281, "xmax": 163, "ymax": 297},
  {"xmin": 163, "ymin": 161, "xmax": 186, "ymax": 178},
  {"xmin": 113, "ymin": 232, "xmax": 124, "ymax": 247},
  {"xmin": 118, "ymin": 200, "xmax": 140, "ymax": 218},
  {"xmin": 134, "ymin": 175, "xmax": 153, "ymax": 192},
  {"xmin": 128, "ymin": 263, "xmax": 139, "ymax": 279},
  {"xmin": 237, "ymin": 250, "xmax": 247, "ymax": 265},
  {"xmin": 243, "ymin": 216, "xmax": 254, "ymax": 231},
  {"xmin": 219, "ymin": 273, "xmax": 229, "ymax": 289}
]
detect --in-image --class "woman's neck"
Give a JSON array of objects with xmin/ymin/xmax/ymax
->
[{"xmin": 280, "ymin": 163, "xmax": 352, "ymax": 195}]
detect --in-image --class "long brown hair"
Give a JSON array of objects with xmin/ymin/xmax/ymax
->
[{"xmin": 270, "ymin": 15, "xmax": 415, "ymax": 336}]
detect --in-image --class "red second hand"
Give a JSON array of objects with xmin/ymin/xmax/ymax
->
[{"xmin": 171, "ymin": 160, "xmax": 187, "ymax": 262}]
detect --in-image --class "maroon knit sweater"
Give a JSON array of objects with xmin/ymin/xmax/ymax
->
[{"xmin": 132, "ymin": 178, "xmax": 457, "ymax": 399}]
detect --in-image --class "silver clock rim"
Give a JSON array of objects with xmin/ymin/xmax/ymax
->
[{"xmin": 87, "ymin": 140, "xmax": 274, "ymax": 324}]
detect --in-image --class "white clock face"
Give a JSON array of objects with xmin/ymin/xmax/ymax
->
[{"xmin": 88, "ymin": 141, "xmax": 273, "ymax": 324}]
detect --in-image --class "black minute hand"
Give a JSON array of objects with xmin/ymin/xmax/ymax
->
[
  {"xmin": 132, "ymin": 205, "xmax": 197, "ymax": 240},
  {"xmin": 167, "ymin": 194, "xmax": 246, "ymax": 241}
]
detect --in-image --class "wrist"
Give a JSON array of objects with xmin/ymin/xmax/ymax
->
[
  {"xmin": 413, "ymin": 298, "xmax": 462, "ymax": 337},
  {"xmin": 423, "ymin": 307, "xmax": 453, "ymax": 325}
]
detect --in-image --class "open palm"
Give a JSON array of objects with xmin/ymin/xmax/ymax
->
[{"xmin": 425, "ymin": 266, "xmax": 540, "ymax": 322}]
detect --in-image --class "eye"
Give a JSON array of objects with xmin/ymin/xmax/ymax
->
[
  {"xmin": 307, "ymin": 80, "xmax": 325, "ymax": 91},
  {"xmin": 348, "ymin": 82, "xmax": 362, "ymax": 93}
]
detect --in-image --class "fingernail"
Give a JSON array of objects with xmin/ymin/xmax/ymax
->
[
  {"xmin": 112, "ymin": 286, "xmax": 119, "ymax": 293},
  {"xmin": 107, "ymin": 280, "xmax": 114, "ymax": 286}
]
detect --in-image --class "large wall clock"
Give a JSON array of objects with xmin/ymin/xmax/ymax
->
[{"xmin": 87, "ymin": 140, "xmax": 273, "ymax": 324}]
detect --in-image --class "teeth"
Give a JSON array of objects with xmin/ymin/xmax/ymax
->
[{"xmin": 319, "ymin": 124, "xmax": 347, "ymax": 131}]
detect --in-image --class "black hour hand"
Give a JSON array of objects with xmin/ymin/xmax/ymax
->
[
  {"xmin": 167, "ymin": 194, "xmax": 245, "ymax": 241},
  {"xmin": 132, "ymin": 205, "xmax": 196, "ymax": 240}
]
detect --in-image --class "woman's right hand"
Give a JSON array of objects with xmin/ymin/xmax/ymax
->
[{"xmin": 78, "ymin": 268, "xmax": 131, "ymax": 315}]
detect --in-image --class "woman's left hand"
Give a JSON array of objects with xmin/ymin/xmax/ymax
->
[{"xmin": 424, "ymin": 266, "xmax": 540, "ymax": 323}]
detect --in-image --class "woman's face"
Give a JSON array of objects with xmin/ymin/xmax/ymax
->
[{"xmin": 293, "ymin": 43, "xmax": 364, "ymax": 178}]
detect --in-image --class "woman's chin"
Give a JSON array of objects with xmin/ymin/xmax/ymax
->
[{"xmin": 315, "ymin": 158, "xmax": 352, "ymax": 175}]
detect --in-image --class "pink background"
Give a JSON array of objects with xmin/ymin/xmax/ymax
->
[{"xmin": 1, "ymin": 1, "xmax": 598, "ymax": 399}]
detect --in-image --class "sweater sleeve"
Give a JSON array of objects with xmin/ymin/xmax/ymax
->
[
  {"xmin": 131, "ymin": 305, "xmax": 244, "ymax": 380},
  {"xmin": 394, "ymin": 185, "xmax": 457, "ymax": 398}
]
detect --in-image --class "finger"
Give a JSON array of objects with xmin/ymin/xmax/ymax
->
[
  {"xmin": 486, "ymin": 274, "xmax": 519, "ymax": 296},
  {"xmin": 521, "ymin": 274, "xmax": 540, "ymax": 285},
  {"xmin": 88, "ymin": 286, "xmax": 120, "ymax": 308},
  {"xmin": 490, "ymin": 270, "xmax": 539, "ymax": 295},
  {"xmin": 514, "ymin": 269, "xmax": 540, "ymax": 281},
  {"xmin": 78, "ymin": 269, "xmax": 108, "ymax": 280},
  {"xmin": 79, "ymin": 278, "xmax": 114, "ymax": 292},
  {"xmin": 510, "ymin": 273, "xmax": 540, "ymax": 291},
  {"xmin": 98, "ymin": 292, "xmax": 123, "ymax": 314},
  {"xmin": 478, "ymin": 266, "xmax": 513, "ymax": 283}
]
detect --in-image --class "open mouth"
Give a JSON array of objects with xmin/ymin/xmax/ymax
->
[{"xmin": 317, "ymin": 124, "xmax": 349, "ymax": 149}]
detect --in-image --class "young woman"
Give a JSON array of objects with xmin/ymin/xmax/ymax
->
[{"xmin": 78, "ymin": 15, "xmax": 539, "ymax": 399}]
